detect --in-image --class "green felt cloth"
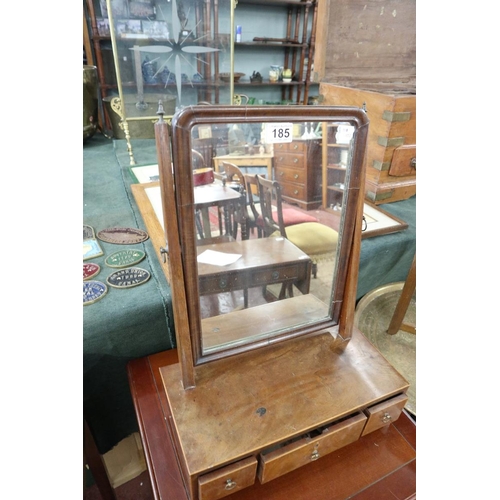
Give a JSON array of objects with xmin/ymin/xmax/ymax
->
[
  {"xmin": 356, "ymin": 196, "xmax": 416, "ymax": 300},
  {"xmin": 83, "ymin": 132, "xmax": 175, "ymax": 454}
]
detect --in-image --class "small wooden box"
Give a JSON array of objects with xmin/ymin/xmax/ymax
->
[{"xmin": 320, "ymin": 83, "xmax": 416, "ymax": 204}]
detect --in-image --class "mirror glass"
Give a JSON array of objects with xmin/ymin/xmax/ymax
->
[{"xmin": 170, "ymin": 106, "xmax": 367, "ymax": 363}]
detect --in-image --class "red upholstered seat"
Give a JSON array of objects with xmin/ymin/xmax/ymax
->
[{"xmin": 257, "ymin": 207, "xmax": 318, "ymax": 228}]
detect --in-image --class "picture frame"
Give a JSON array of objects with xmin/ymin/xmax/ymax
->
[
  {"xmin": 100, "ymin": 0, "xmax": 128, "ymax": 19},
  {"xmin": 129, "ymin": 164, "xmax": 160, "ymax": 184},
  {"xmin": 361, "ymin": 201, "xmax": 408, "ymax": 239},
  {"xmin": 96, "ymin": 18, "xmax": 110, "ymax": 37},
  {"xmin": 197, "ymin": 125, "xmax": 212, "ymax": 139},
  {"xmin": 142, "ymin": 20, "xmax": 169, "ymax": 39},
  {"xmin": 129, "ymin": 0, "xmax": 156, "ymax": 19},
  {"xmin": 126, "ymin": 19, "xmax": 143, "ymax": 34}
]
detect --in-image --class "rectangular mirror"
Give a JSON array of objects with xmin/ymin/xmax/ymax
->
[{"xmin": 165, "ymin": 105, "xmax": 368, "ymax": 369}]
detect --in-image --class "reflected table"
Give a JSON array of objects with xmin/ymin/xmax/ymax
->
[
  {"xmin": 197, "ymin": 237, "xmax": 312, "ymax": 308},
  {"xmin": 213, "ymin": 152, "xmax": 274, "ymax": 179},
  {"xmin": 194, "ymin": 181, "xmax": 243, "ymax": 238}
]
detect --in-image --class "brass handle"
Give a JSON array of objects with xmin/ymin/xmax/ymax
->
[
  {"xmin": 410, "ymin": 157, "xmax": 416, "ymax": 169},
  {"xmin": 279, "ymin": 156, "xmax": 284, "ymax": 162},
  {"xmin": 225, "ymin": 479, "xmax": 237, "ymax": 490},
  {"xmin": 381, "ymin": 412, "xmax": 392, "ymax": 423},
  {"xmin": 293, "ymin": 190, "xmax": 299, "ymax": 195},
  {"xmin": 310, "ymin": 450, "xmax": 320, "ymax": 461},
  {"xmin": 293, "ymin": 174, "xmax": 299, "ymax": 179},
  {"xmin": 293, "ymin": 144, "xmax": 298, "ymax": 149},
  {"xmin": 293, "ymin": 158, "xmax": 298, "ymax": 163},
  {"xmin": 279, "ymin": 171, "xmax": 284, "ymax": 176}
]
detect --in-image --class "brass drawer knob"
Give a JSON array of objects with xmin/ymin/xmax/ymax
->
[
  {"xmin": 293, "ymin": 190, "xmax": 299, "ymax": 195},
  {"xmin": 381, "ymin": 412, "xmax": 392, "ymax": 423},
  {"xmin": 279, "ymin": 171, "xmax": 284, "ymax": 176},
  {"xmin": 293, "ymin": 158, "xmax": 298, "ymax": 163},
  {"xmin": 225, "ymin": 479, "xmax": 237, "ymax": 490},
  {"xmin": 294, "ymin": 174, "xmax": 299, "ymax": 179},
  {"xmin": 310, "ymin": 449, "xmax": 320, "ymax": 461},
  {"xmin": 293, "ymin": 144, "xmax": 298, "ymax": 149}
]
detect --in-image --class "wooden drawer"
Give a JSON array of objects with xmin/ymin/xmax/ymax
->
[
  {"xmin": 275, "ymin": 167, "xmax": 307, "ymax": 185},
  {"xmin": 275, "ymin": 141, "xmax": 307, "ymax": 153},
  {"xmin": 361, "ymin": 393, "xmax": 408, "ymax": 436},
  {"xmin": 198, "ymin": 456, "xmax": 258, "ymax": 500},
  {"xmin": 251, "ymin": 264, "xmax": 300, "ymax": 286},
  {"xmin": 199, "ymin": 272, "xmax": 247, "ymax": 295},
  {"xmin": 257, "ymin": 412, "xmax": 367, "ymax": 484},
  {"xmin": 389, "ymin": 144, "xmax": 416, "ymax": 177},
  {"xmin": 280, "ymin": 182, "xmax": 306, "ymax": 201},
  {"xmin": 274, "ymin": 152, "xmax": 305, "ymax": 169}
]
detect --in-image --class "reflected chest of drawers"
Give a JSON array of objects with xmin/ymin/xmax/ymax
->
[{"xmin": 273, "ymin": 139, "xmax": 322, "ymax": 210}]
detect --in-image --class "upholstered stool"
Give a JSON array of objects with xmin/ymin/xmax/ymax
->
[{"xmin": 271, "ymin": 222, "xmax": 338, "ymax": 278}]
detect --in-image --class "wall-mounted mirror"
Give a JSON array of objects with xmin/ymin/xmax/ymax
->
[{"xmin": 160, "ymin": 105, "xmax": 368, "ymax": 384}]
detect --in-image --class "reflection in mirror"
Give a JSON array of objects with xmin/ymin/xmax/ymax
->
[{"xmin": 189, "ymin": 119, "xmax": 355, "ymax": 355}]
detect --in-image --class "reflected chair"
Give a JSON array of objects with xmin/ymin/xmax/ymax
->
[
  {"xmin": 256, "ymin": 175, "xmax": 339, "ymax": 280},
  {"xmin": 219, "ymin": 161, "xmax": 249, "ymax": 240},
  {"xmin": 191, "ymin": 149, "xmax": 210, "ymax": 239},
  {"xmin": 243, "ymin": 173, "xmax": 263, "ymax": 238}
]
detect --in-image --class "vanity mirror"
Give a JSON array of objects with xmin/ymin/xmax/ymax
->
[
  {"xmin": 156, "ymin": 104, "xmax": 369, "ymax": 387},
  {"xmin": 153, "ymin": 105, "xmax": 410, "ymax": 500}
]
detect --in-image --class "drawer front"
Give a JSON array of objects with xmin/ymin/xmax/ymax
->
[
  {"xmin": 275, "ymin": 141, "xmax": 307, "ymax": 154},
  {"xmin": 251, "ymin": 265, "xmax": 300, "ymax": 286},
  {"xmin": 361, "ymin": 393, "xmax": 408, "ymax": 436},
  {"xmin": 274, "ymin": 152, "xmax": 305, "ymax": 169},
  {"xmin": 258, "ymin": 412, "xmax": 367, "ymax": 484},
  {"xmin": 199, "ymin": 272, "xmax": 246, "ymax": 295},
  {"xmin": 198, "ymin": 456, "xmax": 258, "ymax": 500},
  {"xmin": 275, "ymin": 167, "xmax": 306, "ymax": 185},
  {"xmin": 280, "ymin": 182, "xmax": 306, "ymax": 201}
]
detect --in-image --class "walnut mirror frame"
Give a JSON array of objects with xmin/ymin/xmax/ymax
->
[{"xmin": 155, "ymin": 105, "xmax": 369, "ymax": 388}]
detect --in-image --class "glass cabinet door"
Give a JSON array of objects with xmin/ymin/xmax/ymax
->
[{"xmin": 101, "ymin": 0, "xmax": 234, "ymax": 155}]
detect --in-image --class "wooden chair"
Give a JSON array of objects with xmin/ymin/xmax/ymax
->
[
  {"xmin": 219, "ymin": 161, "xmax": 249, "ymax": 240},
  {"xmin": 243, "ymin": 173, "xmax": 263, "ymax": 238},
  {"xmin": 191, "ymin": 149, "xmax": 208, "ymax": 239},
  {"xmin": 257, "ymin": 175, "xmax": 339, "ymax": 280}
]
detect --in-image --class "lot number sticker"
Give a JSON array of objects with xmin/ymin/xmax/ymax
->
[{"xmin": 264, "ymin": 123, "xmax": 293, "ymax": 143}]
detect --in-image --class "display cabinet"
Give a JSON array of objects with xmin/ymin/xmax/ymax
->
[
  {"xmin": 85, "ymin": 0, "xmax": 235, "ymax": 164},
  {"xmin": 322, "ymin": 121, "xmax": 353, "ymax": 213},
  {"xmin": 233, "ymin": 0, "xmax": 318, "ymax": 105},
  {"xmin": 146, "ymin": 104, "xmax": 409, "ymax": 500}
]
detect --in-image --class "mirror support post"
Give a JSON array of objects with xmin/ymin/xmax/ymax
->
[
  {"xmin": 155, "ymin": 106, "xmax": 196, "ymax": 389},
  {"xmin": 338, "ymin": 192, "xmax": 364, "ymax": 340}
]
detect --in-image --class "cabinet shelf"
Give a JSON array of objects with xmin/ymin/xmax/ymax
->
[
  {"xmin": 235, "ymin": 81, "xmax": 304, "ymax": 86},
  {"xmin": 240, "ymin": 0, "xmax": 313, "ymax": 6},
  {"xmin": 234, "ymin": 0, "xmax": 318, "ymax": 105},
  {"xmin": 325, "ymin": 164, "xmax": 347, "ymax": 171},
  {"xmin": 235, "ymin": 42, "xmax": 309, "ymax": 48},
  {"xmin": 322, "ymin": 122, "xmax": 351, "ymax": 210}
]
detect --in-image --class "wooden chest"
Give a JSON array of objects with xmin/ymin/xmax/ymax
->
[
  {"xmin": 273, "ymin": 139, "xmax": 322, "ymax": 210},
  {"xmin": 319, "ymin": 83, "xmax": 416, "ymax": 204}
]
